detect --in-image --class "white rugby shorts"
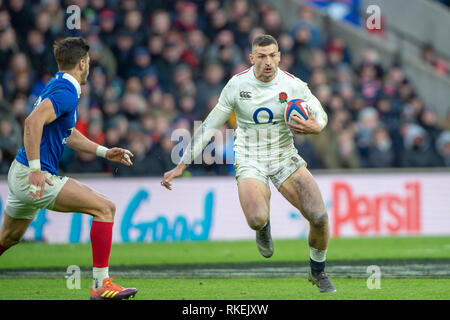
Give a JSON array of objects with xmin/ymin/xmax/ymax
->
[
  {"xmin": 5, "ymin": 160, "xmax": 68, "ymax": 220},
  {"xmin": 234, "ymin": 146, "xmax": 307, "ymax": 189}
]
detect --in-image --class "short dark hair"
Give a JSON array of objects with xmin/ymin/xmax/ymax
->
[
  {"xmin": 252, "ymin": 34, "xmax": 278, "ymax": 49},
  {"xmin": 53, "ymin": 37, "xmax": 90, "ymax": 70}
]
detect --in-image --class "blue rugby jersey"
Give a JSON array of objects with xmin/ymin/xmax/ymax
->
[{"xmin": 16, "ymin": 72, "xmax": 81, "ymax": 175}]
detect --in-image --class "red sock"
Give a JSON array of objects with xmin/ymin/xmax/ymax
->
[
  {"xmin": 0, "ymin": 244, "xmax": 8, "ymax": 256},
  {"xmin": 90, "ymin": 220, "xmax": 114, "ymax": 268}
]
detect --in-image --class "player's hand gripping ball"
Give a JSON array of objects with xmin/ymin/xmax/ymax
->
[{"xmin": 284, "ymin": 99, "xmax": 309, "ymax": 124}]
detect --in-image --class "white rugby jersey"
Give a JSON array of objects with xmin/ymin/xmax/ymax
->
[{"xmin": 180, "ymin": 66, "xmax": 328, "ymax": 164}]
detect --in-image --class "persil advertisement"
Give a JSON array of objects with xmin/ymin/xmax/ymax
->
[{"xmin": 0, "ymin": 172, "xmax": 449, "ymax": 243}]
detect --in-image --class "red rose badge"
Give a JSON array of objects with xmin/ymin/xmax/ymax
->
[{"xmin": 279, "ymin": 92, "xmax": 287, "ymax": 103}]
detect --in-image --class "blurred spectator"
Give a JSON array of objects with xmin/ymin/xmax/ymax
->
[
  {"xmin": 42, "ymin": 0, "xmax": 64, "ymax": 35},
  {"xmin": 86, "ymin": 31, "xmax": 117, "ymax": 79},
  {"xmin": 440, "ymin": 109, "xmax": 450, "ymax": 131},
  {"xmin": 0, "ymin": 115, "xmax": 22, "ymax": 161},
  {"xmin": 98, "ymin": 8, "xmax": 117, "ymax": 47},
  {"xmin": 436, "ymin": 131, "xmax": 450, "ymax": 166},
  {"xmin": 66, "ymin": 151, "xmax": 105, "ymax": 173},
  {"xmin": 421, "ymin": 43, "xmax": 449, "ymax": 77},
  {"xmin": 6, "ymin": 0, "xmax": 33, "ymax": 42},
  {"xmin": 150, "ymin": 9, "xmax": 171, "ymax": 36},
  {"xmin": 0, "ymin": 16, "xmax": 19, "ymax": 79},
  {"xmin": 89, "ymin": 66, "xmax": 107, "ymax": 107},
  {"xmin": 195, "ymin": 62, "xmax": 225, "ymax": 115},
  {"xmin": 313, "ymin": 109, "xmax": 360, "ymax": 169},
  {"xmin": 400, "ymin": 124, "xmax": 442, "ymax": 167},
  {"xmin": 419, "ymin": 108, "xmax": 441, "ymax": 144},
  {"xmin": 205, "ymin": 29, "xmax": 244, "ymax": 76},
  {"xmin": 290, "ymin": 4, "xmax": 322, "ymax": 48},
  {"xmin": 111, "ymin": 29, "xmax": 135, "ymax": 79},
  {"xmin": 367, "ymin": 125, "xmax": 395, "ymax": 168},
  {"xmin": 261, "ymin": 8, "xmax": 282, "ymax": 39},
  {"xmin": 355, "ymin": 107, "xmax": 379, "ymax": 167},
  {"xmin": 153, "ymin": 92, "xmax": 178, "ymax": 124},
  {"xmin": 128, "ymin": 46, "xmax": 154, "ymax": 78},
  {"xmin": 123, "ymin": 9, "xmax": 145, "ymax": 45},
  {"xmin": 154, "ymin": 41, "xmax": 183, "ymax": 92},
  {"xmin": 204, "ymin": 7, "xmax": 231, "ymax": 41},
  {"xmin": 174, "ymin": 2, "xmax": 199, "ymax": 33},
  {"xmin": 0, "ymin": 149, "xmax": 10, "ymax": 174},
  {"xmin": 120, "ymin": 92, "xmax": 147, "ymax": 123},
  {"xmin": 293, "ymin": 135, "xmax": 323, "ymax": 169}
]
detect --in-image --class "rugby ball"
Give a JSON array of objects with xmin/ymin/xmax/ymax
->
[{"xmin": 284, "ymin": 99, "xmax": 309, "ymax": 124}]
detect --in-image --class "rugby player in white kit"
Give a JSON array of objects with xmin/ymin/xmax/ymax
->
[{"xmin": 162, "ymin": 35, "xmax": 335, "ymax": 293}]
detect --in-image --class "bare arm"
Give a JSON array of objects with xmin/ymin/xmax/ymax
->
[
  {"xmin": 24, "ymin": 98, "xmax": 57, "ymax": 200},
  {"xmin": 161, "ymin": 106, "xmax": 232, "ymax": 190},
  {"xmin": 66, "ymin": 128, "xmax": 101, "ymax": 155},
  {"xmin": 66, "ymin": 128, "xmax": 134, "ymax": 166}
]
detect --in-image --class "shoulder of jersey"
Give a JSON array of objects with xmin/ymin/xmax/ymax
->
[
  {"xmin": 280, "ymin": 68, "xmax": 295, "ymax": 79},
  {"xmin": 227, "ymin": 67, "xmax": 251, "ymax": 87},
  {"xmin": 57, "ymin": 78, "xmax": 79, "ymax": 96},
  {"xmin": 280, "ymin": 69, "xmax": 308, "ymax": 87},
  {"xmin": 234, "ymin": 67, "xmax": 251, "ymax": 78}
]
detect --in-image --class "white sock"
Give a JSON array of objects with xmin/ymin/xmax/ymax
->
[
  {"xmin": 310, "ymin": 247, "xmax": 327, "ymax": 262},
  {"xmin": 93, "ymin": 267, "xmax": 109, "ymax": 290}
]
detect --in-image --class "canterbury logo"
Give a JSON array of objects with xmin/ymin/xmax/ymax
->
[
  {"xmin": 101, "ymin": 290, "xmax": 119, "ymax": 298},
  {"xmin": 239, "ymin": 91, "xmax": 252, "ymax": 99}
]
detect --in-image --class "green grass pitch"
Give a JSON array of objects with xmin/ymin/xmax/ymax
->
[{"xmin": 1, "ymin": 236, "xmax": 450, "ymax": 300}]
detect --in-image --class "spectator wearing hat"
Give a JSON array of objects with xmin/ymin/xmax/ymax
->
[
  {"xmin": 174, "ymin": 2, "xmax": 200, "ymax": 33},
  {"xmin": 98, "ymin": 8, "xmax": 117, "ymax": 48},
  {"xmin": 128, "ymin": 46, "xmax": 154, "ymax": 78},
  {"xmin": 400, "ymin": 123, "xmax": 442, "ymax": 167},
  {"xmin": 367, "ymin": 125, "xmax": 395, "ymax": 168},
  {"xmin": 154, "ymin": 41, "xmax": 183, "ymax": 93},
  {"xmin": 112, "ymin": 28, "xmax": 135, "ymax": 79}
]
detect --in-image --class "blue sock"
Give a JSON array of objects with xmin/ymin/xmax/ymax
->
[{"xmin": 310, "ymin": 258, "xmax": 325, "ymax": 276}]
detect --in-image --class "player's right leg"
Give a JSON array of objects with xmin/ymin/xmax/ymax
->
[
  {"xmin": 237, "ymin": 178, "xmax": 273, "ymax": 258},
  {"xmin": 1, "ymin": 160, "xmax": 39, "ymax": 255},
  {"xmin": 52, "ymin": 178, "xmax": 137, "ymax": 300},
  {"xmin": 0, "ymin": 213, "xmax": 33, "ymax": 256}
]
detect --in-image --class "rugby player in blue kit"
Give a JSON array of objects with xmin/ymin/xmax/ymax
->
[{"xmin": 0, "ymin": 37, "xmax": 138, "ymax": 300}]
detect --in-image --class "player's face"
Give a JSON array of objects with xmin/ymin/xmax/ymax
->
[
  {"xmin": 80, "ymin": 54, "xmax": 90, "ymax": 85},
  {"xmin": 250, "ymin": 44, "xmax": 280, "ymax": 82}
]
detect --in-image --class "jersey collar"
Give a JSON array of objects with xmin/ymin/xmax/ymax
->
[
  {"xmin": 61, "ymin": 72, "xmax": 82, "ymax": 98},
  {"xmin": 249, "ymin": 66, "xmax": 279, "ymax": 86}
]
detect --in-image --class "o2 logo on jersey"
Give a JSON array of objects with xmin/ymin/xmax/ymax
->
[{"xmin": 253, "ymin": 107, "xmax": 274, "ymax": 124}]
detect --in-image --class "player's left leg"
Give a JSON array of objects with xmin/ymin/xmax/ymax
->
[
  {"xmin": 278, "ymin": 166, "xmax": 336, "ymax": 293},
  {"xmin": 52, "ymin": 178, "xmax": 137, "ymax": 300}
]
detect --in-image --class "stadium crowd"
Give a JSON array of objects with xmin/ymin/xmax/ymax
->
[{"xmin": 0, "ymin": 0, "xmax": 449, "ymax": 177}]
